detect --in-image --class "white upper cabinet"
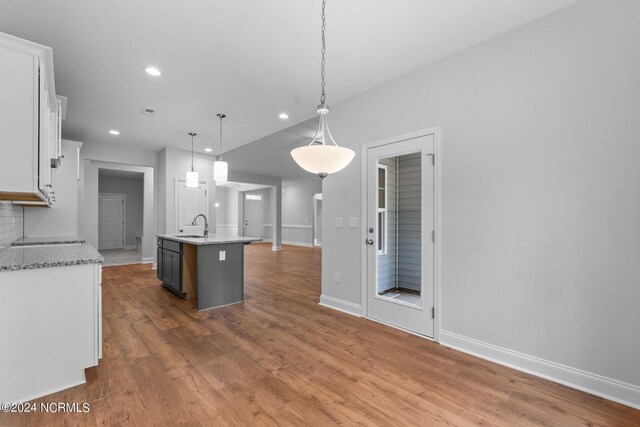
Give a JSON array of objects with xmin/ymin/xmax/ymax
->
[{"xmin": 0, "ymin": 31, "xmax": 64, "ymax": 207}]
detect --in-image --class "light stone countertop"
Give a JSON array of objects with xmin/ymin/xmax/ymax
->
[
  {"xmin": 11, "ymin": 236, "xmax": 86, "ymax": 246},
  {"xmin": 156, "ymin": 233, "xmax": 261, "ymax": 246},
  {"xmin": 0, "ymin": 243, "xmax": 103, "ymax": 272}
]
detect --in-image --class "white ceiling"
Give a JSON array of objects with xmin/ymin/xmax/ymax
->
[{"xmin": 0, "ymin": 0, "xmax": 579, "ymax": 156}]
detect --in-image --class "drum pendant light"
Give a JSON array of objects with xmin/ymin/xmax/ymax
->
[
  {"xmin": 291, "ymin": 0, "xmax": 355, "ymax": 179},
  {"xmin": 213, "ymin": 114, "xmax": 228, "ymax": 182},
  {"xmin": 186, "ymin": 132, "xmax": 199, "ymax": 188}
]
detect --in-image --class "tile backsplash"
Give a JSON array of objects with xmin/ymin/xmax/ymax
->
[{"xmin": 0, "ymin": 201, "xmax": 23, "ymax": 247}]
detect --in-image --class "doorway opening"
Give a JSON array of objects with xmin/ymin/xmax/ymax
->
[
  {"xmin": 313, "ymin": 193, "xmax": 322, "ymax": 246},
  {"xmin": 98, "ymin": 169, "xmax": 144, "ymax": 266}
]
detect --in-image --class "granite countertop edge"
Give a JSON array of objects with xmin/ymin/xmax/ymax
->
[
  {"xmin": 156, "ymin": 234, "xmax": 262, "ymax": 245},
  {"xmin": 0, "ymin": 243, "xmax": 103, "ymax": 273},
  {"xmin": 11, "ymin": 236, "xmax": 86, "ymax": 246}
]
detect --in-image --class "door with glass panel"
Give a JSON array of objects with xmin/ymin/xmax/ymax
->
[{"xmin": 366, "ymin": 134, "xmax": 434, "ymax": 337}]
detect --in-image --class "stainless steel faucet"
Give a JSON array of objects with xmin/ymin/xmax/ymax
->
[{"xmin": 191, "ymin": 214, "xmax": 209, "ymax": 237}]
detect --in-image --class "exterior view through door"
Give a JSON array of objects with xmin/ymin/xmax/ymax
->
[
  {"xmin": 98, "ymin": 193, "xmax": 124, "ymax": 250},
  {"xmin": 365, "ymin": 133, "xmax": 435, "ymax": 337}
]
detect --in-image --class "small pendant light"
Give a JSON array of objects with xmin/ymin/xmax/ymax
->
[
  {"xmin": 213, "ymin": 113, "xmax": 229, "ymax": 182},
  {"xmin": 290, "ymin": 0, "xmax": 355, "ymax": 179},
  {"xmin": 186, "ymin": 132, "xmax": 199, "ymax": 188}
]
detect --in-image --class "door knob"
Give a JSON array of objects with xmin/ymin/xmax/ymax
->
[{"xmin": 366, "ymin": 239, "xmax": 374, "ymax": 245}]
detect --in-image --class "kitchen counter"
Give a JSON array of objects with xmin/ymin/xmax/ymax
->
[
  {"xmin": 11, "ymin": 235, "xmax": 86, "ymax": 246},
  {"xmin": 0, "ymin": 243, "xmax": 103, "ymax": 272},
  {"xmin": 156, "ymin": 233, "xmax": 261, "ymax": 245},
  {"xmin": 156, "ymin": 233, "xmax": 260, "ymax": 310}
]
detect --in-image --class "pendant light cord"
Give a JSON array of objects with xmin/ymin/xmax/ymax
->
[
  {"xmin": 189, "ymin": 132, "xmax": 196, "ymax": 171},
  {"xmin": 320, "ymin": 0, "xmax": 327, "ymax": 105},
  {"xmin": 217, "ymin": 113, "xmax": 226, "ymax": 159}
]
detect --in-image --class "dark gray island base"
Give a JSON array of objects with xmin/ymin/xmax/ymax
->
[{"xmin": 156, "ymin": 233, "xmax": 261, "ymax": 311}]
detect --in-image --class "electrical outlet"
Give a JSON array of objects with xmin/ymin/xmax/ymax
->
[
  {"xmin": 334, "ymin": 272, "xmax": 341, "ymax": 284},
  {"xmin": 348, "ymin": 217, "xmax": 358, "ymax": 228},
  {"xmin": 219, "ymin": 250, "xmax": 226, "ymax": 261},
  {"xmin": 334, "ymin": 217, "xmax": 343, "ymax": 228}
]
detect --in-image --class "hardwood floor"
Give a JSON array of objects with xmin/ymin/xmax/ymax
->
[{"xmin": 2, "ymin": 242, "xmax": 639, "ymax": 426}]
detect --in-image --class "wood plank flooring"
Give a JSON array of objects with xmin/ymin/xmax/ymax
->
[{"xmin": 2, "ymin": 242, "xmax": 639, "ymax": 426}]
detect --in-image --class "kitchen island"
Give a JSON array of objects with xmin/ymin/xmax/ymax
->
[{"xmin": 156, "ymin": 232, "xmax": 260, "ymax": 311}]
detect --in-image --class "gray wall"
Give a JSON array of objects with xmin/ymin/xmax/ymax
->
[
  {"xmin": 282, "ymin": 178, "xmax": 322, "ymax": 245},
  {"xmin": 98, "ymin": 174, "xmax": 144, "ymax": 247},
  {"xmin": 321, "ymin": 0, "xmax": 640, "ymax": 399},
  {"xmin": 397, "ymin": 153, "xmax": 421, "ymax": 292},
  {"xmin": 377, "ymin": 158, "xmax": 397, "ymax": 293}
]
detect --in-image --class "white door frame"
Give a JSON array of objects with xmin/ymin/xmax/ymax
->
[
  {"xmin": 242, "ymin": 192, "xmax": 264, "ymax": 238},
  {"xmin": 360, "ymin": 126, "xmax": 442, "ymax": 342},
  {"xmin": 312, "ymin": 193, "xmax": 322, "ymax": 246},
  {"xmin": 98, "ymin": 193, "xmax": 125, "ymax": 250}
]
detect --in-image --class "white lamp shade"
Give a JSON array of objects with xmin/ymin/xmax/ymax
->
[
  {"xmin": 291, "ymin": 145, "xmax": 355, "ymax": 175},
  {"xmin": 214, "ymin": 160, "xmax": 228, "ymax": 182},
  {"xmin": 185, "ymin": 170, "xmax": 199, "ymax": 188}
]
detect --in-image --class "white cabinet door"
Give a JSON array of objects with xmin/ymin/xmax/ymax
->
[{"xmin": 176, "ymin": 180, "xmax": 208, "ymax": 233}]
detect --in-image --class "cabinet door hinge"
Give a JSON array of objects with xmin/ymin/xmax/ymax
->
[
  {"xmin": 432, "ymin": 230, "xmax": 435, "ymax": 243},
  {"xmin": 431, "ymin": 307, "xmax": 435, "ymax": 319},
  {"xmin": 432, "ymin": 154, "xmax": 435, "ymax": 166}
]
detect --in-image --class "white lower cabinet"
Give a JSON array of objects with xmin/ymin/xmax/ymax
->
[{"xmin": 0, "ymin": 263, "xmax": 102, "ymax": 403}]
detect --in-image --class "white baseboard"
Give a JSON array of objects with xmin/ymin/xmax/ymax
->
[
  {"xmin": 440, "ymin": 330, "xmax": 640, "ymax": 410},
  {"xmin": 282, "ymin": 240, "xmax": 314, "ymax": 247},
  {"xmin": 124, "ymin": 244, "xmax": 137, "ymax": 250},
  {"xmin": 15, "ymin": 374, "xmax": 86, "ymax": 404},
  {"xmin": 319, "ymin": 295, "xmax": 362, "ymax": 317},
  {"xmin": 271, "ymin": 245, "xmax": 282, "ymax": 251},
  {"xmin": 142, "ymin": 257, "xmax": 153, "ymax": 264}
]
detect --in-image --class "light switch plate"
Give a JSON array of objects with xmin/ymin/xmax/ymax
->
[
  {"xmin": 219, "ymin": 250, "xmax": 226, "ymax": 261},
  {"xmin": 334, "ymin": 217, "xmax": 344, "ymax": 228},
  {"xmin": 348, "ymin": 217, "xmax": 358, "ymax": 228}
]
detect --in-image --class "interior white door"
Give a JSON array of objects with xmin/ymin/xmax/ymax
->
[
  {"xmin": 98, "ymin": 194, "xmax": 124, "ymax": 250},
  {"xmin": 176, "ymin": 180, "xmax": 208, "ymax": 233},
  {"xmin": 366, "ymin": 134, "xmax": 435, "ymax": 337},
  {"xmin": 243, "ymin": 194, "xmax": 263, "ymax": 238}
]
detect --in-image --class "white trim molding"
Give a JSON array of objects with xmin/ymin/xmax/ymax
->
[
  {"xmin": 141, "ymin": 257, "xmax": 154, "ymax": 264},
  {"xmin": 319, "ymin": 295, "xmax": 362, "ymax": 317},
  {"xmin": 440, "ymin": 330, "xmax": 640, "ymax": 410},
  {"xmin": 282, "ymin": 241, "xmax": 314, "ymax": 247}
]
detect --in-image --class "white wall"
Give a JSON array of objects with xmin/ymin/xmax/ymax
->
[
  {"xmin": 282, "ymin": 178, "xmax": 322, "ymax": 246},
  {"xmin": 24, "ymin": 141, "xmax": 81, "ymax": 238},
  {"xmin": 98, "ymin": 174, "xmax": 144, "ymax": 247},
  {"xmin": 0, "ymin": 202, "xmax": 22, "ymax": 248},
  {"xmin": 321, "ymin": 0, "xmax": 640, "ymax": 407},
  {"xmin": 215, "ymin": 186, "xmax": 228, "ymax": 225}
]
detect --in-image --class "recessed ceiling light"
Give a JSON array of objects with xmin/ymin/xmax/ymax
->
[
  {"xmin": 204, "ymin": 148, "xmax": 213, "ymax": 152},
  {"xmin": 278, "ymin": 113, "xmax": 289, "ymax": 119},
  {"xmin": 109, "ymin": 130, "xmax": 120, "ymax": 135},
  {"xmin": 145, "ymin": 66, "xmax": 162, "ymax": 76}
]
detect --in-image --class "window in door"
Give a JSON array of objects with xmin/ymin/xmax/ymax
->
[{"xmin": 378, "ymin": 165, "xmax": 388, "ymax": 255}]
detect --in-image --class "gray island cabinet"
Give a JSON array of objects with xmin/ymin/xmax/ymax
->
[{"xmin": 156, "ymin": 233, "xmax": 260, "ymax": 310}]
